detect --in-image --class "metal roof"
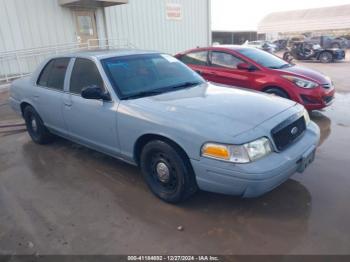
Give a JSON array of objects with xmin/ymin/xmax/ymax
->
[
  {"xmin": 258, "ymin": 4, "xmax": 350, "ymax": 33},
  {"xmin": 64, "ymin": 49, "xmax": 159, "ymax": 59}
]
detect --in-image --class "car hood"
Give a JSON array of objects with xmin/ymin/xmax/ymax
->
[
  {"xmin": 126, "ymin": 82, "xmax": 296, "ymax": 138},
  {"xmin": 277, "ymin": 65, "xmax": 330, "ymax": 84}
]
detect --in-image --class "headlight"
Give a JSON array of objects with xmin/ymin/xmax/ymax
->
[
  {"xmin": 282, "ymin": 75, "xmax": 318, "ymax": 89},
  {"xmin": 303, "ymin": 108, "xmax": 310, "ymax": 125},
  {"xmin": 201, "ymin": 137, "xmax": 272, "ymax": 163}
]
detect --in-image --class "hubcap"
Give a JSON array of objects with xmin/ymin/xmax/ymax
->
[
  {"xmin": 155, "ymin": 162, "xmax": 170, "ymax": 183},
  {"xmin": 31, "ymin": 117, "xmax": 38, "ymax": 132}
]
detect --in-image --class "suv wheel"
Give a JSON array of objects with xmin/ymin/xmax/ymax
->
[
  {"xmin": 23, "ymin": 106, "xmax": 54, "ymax": 144},
  {"xmin": 140, "ymin": 140, "xmax": 197, "ymax": 203},
  {"xmin": 319, "ymin": 52, "xmax": 333, "ymax": 63},
  {"xmin": 264, "ymin": 88, "xmax": 289, "ymax": 99}
]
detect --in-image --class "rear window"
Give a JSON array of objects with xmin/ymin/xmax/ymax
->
[
  {"xmin": 179, "ymin": 51, "xmax": 208, "ymax": 66},
  {"xmin": 37, "ymin": 58, "xmax": 70, "ymax": 91}
]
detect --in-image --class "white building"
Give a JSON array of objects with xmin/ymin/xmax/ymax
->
[
  {"xmin": 258, "ymin": 4, "xmax": 350, "ymax": 40},
  {"xmin": 0, "ymin": 0, "xmax": 211, "ymax": 85}
]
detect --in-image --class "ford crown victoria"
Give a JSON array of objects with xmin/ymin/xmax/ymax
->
[{"xmin": 9, "ymin": 50, "xmax": 320, "ymax": 203}]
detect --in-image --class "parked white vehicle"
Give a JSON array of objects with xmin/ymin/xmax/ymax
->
[{"xmin": 244, "ymin": 40, "xmax": 277, "ymax": 53}]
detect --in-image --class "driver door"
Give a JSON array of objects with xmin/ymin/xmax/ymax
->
[
  {"xmin": 206, "ymin": 51, "xmax": 251, "ymax": 88},
  {"xmin": 62, "ymin": 57, "xmax": 120, "ymax": 155}
]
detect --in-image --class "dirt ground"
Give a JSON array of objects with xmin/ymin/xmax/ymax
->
[{"xmin": 0, "ymin": 59, "xmax": 350, "ymax": 255}]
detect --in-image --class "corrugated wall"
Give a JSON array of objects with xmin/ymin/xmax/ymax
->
[
  {"xmin": 105, "ymin": 0, "xmax": 210, "ymax": 54},
  {"xmin": 0, "ymin": 0, "xmax": 210, "ymax": 53},
  {"xmin": 0, "ymin": 0, "xmax": 77, "ymax": 52}
]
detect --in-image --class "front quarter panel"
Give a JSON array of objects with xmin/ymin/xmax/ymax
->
[{"xmin": 116, "ymin": 101, "xmax": 208, "ymax": 163}]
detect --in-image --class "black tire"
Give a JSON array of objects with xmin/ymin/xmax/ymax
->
[
  {"xmin": 140, "ymin": 140, "xmax": 197, "ymax": 203},
  {"xmin": 283, "ymin": 52, "xmax": 293, "ymax": 62},
  {"xmin": 23, "ymin": 105, "xmax": 54, "ymax": 144},
  {"xmin": 264, "ymin": 88, "xmax": 290, "ymax": 99},
  {"xmin": 319, "ymin": 52, "xmax": 333, "ymax": 63}
]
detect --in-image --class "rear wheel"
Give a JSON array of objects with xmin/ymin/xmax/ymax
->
[
  {"xmin": 283, "ymin": 52, "xmax": 294, "ymax": 63},
  {"xmin": 319, "ymin": 52, "xmax": 333, "ymax": 63},
  {"xmin": 23, "ymin": 106, "xmax": 54, "ymax": 144},
  {"xmin": 264, "ymin": 88, "xmax": 290, "ymax": 99},
  {"xmin": 140, "ymin": 140, "xmax": 197, "ymax": 203}
]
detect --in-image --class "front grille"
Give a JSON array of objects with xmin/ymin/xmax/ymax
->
[
  {"xmin": 324, "ymin": 95, "xmax": 334, "ymax": 104},
  {"xmin": 271, "ymin": 116, "xmax": 306, "ymax": 151}
]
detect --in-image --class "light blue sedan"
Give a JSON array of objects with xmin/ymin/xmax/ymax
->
[{"xmin": 9, "ymin": 49, "xmax": 320, "ymax": 203}]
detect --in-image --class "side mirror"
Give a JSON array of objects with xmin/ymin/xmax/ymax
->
[
  {"xmin": 81, "ymin": 85, "xmax": 111, "ymax": 101},
  {"xmin": 237, "ymin": 63, "xmax": 256, "ymax": 71}
]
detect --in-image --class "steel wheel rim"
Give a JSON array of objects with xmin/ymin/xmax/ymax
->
[{"xmin": 150, "ymin": 153, "xmax": 178, "ymax": 192}]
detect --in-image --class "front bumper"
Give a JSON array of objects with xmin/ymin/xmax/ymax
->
[
  {"xmin": 9, "ymin": 96, "xmax": 22, "ymax": 115},
  {"xmin": 333, "ymin": 50, "xmax": 346, "ymax": 60},
  {"xmin": 190, "ymin": 122, "xmax": 320, "ymax": 197},
  {"xmin": 296, "ymin": 85, "xmax": 335, "ymax": 110}
]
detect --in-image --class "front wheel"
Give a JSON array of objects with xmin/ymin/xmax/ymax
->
[
  {"xmin": 23, "ymin": 106, "xmax": 54, "ymax": 144},
  {"xmin": 319, "ymin": 52, "xmax": 333, "ymax": 63},
  {"xmin": 140, "ymin": 140, "xmax": 197, "ymax": 203}
]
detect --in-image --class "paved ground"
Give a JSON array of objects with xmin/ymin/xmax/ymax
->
[{"xmin": 0, "ymin": 60, "xmax": 350, "ymax": 255}]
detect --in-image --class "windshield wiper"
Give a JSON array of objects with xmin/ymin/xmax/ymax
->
[
  {"xmin": 279, "ymin": 63, "xmax": 292, "ymax": 69},
  {"xmin": 123, "ymin": 90, "xmax": 165, "ymax": 100},
  {"xmin": 268, "ymin": 64, "xmax": 292, "ymax": 69},
  {"xmin": 122, "ymin": 81, "xmax": 202, "ymax": 100},
  {"xmin": 164, "ymin": 81, "xmax": 202, "ymax": 90}
]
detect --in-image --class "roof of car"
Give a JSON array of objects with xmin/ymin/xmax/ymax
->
[
  {"xmin": 62, "ymin": 48, "xmax": 159, "ymax": 60},
  {"xmin": 209, "ymin": 45, "xmax": 253, "ymax": 51}
]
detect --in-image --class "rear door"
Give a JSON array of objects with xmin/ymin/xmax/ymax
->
[
  {"xmin": 206, "ymin": 51, "xmax": 251, "ymax": 88},
  {"xmin": 178, "ymin": 50, "xmax": 212, "ymax": 79},
  {"xmin": 35, "ymin": 58, "xmax": 70, "ymax": 134}
]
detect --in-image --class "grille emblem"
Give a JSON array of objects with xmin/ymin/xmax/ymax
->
[{"xmin": 291, "ymin": 126, "xmax": 299, "ymax": 135}]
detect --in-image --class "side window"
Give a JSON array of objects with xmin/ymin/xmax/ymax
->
[
  {"xmin": 180, "ymin": 51, "xmax": 208, "ymax": 66},
  {"xmin": 37, "ymin": 58, "xmax": 70, "ymax": 90},
  {"xmin": 37, "ymin": 60, "xmax": 54, "ymax": 87},
  {"xmin": 210, "ymin": 52, "xmax": 243, "ymax": 69},
  {"xmin": 70, "ymin": 58, "xmax": 104, "ymax": 95}
]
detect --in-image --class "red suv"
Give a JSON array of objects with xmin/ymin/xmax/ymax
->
[{"xmin": 175, "ymin": 46, "xmax": 335, "ymax": 110}]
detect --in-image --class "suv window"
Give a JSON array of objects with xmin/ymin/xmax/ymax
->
[
  {"xmin": 70, "ymin": 58, "xmax": 104, "ymax": 95},
  {"xmin": 210, "ymin": 51, "xmax": 243, "ymax": 69},
  {"xmin": 37, "ymin": 58, "xmax": 70, "ymax": 90},
  {"xmin": 180, "ymin": 51, "xmax": 208, "ymax": 66}
]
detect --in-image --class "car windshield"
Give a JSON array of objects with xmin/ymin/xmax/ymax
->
[
  {"xmin": 101, "ymin": 53, "xmax": 204, "ymax": 99},
  {"xmin": 237, "ymin": 48, "xmax": 291, "ymax": 69}
]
